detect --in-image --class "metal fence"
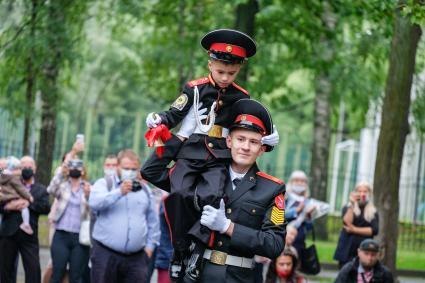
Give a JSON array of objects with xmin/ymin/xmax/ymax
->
[
  {"xmin": 327, "ymin": 215, "xmax": 425, "ymax": 252},
  {"xmin": 1, "ymin": 107, "xmax": 425, "ymax": 251}
]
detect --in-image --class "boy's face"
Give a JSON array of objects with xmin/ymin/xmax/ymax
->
[{"xmin": 208, "ymin": 60, "xmax": 241, "ymax": 88}]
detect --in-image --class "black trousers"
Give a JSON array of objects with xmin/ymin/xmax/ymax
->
[
  {"xmin": 200, "ymin": 261, "xmax": 256, "ymax": 283},
  {"xmin": 0, "ymin": 229, "xmax": 41, "ymax": 283},
  {"xmin": 90, "ymin": 240, "xmax": 149, "ymax": 283},
  {"xmin": 165, "ymin": 158, "xmax": 228, "ymax": 249},
  {"xmin": 50, "ymin": 230, "xmax": 90, "ymax": 283}
]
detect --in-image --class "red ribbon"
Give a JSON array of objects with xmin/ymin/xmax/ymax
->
[{"xmin": 144, "ymin": 124, "xmax": 172, "ymax": 158}]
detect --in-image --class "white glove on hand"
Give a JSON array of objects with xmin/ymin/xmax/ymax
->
[
  {"xmin": 261, "ymin": 125, "xmax": 279, "ymax": 146},
  {"xmin": 146, "ymin": 112, "xmax": 162, "ymax": 128},
  {"xmin": 200, "ymin": 199, "xmax": 231, "ymax": 234},
  {"xmin": 177, "ymin": 103, "xmax": 207, "ymax": 138}
]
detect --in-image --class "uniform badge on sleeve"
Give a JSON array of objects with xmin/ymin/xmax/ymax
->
[
  {"xmin": 171, "ymin": 93, "xmax": 188, "ymax": 111},
  {"xmin": 271, "ymin": 194, "xmax": 285, "ymax": 225}
]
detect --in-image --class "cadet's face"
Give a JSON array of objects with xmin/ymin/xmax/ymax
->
[
  {"xmin": 226, "ymin": 129, "xmax": 265, "ymax": 171},
  {"xmin": 358, "ymin": 249, "xmax": 379, "ymax": 269},
  {"xmin": 276, "ymin": 255, "xmax": 293, "ymax": 275},
  {"xmin": 208, "ymin": 60, "xmax": 241, "ymax": 88}
]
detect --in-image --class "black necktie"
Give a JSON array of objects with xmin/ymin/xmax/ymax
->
[{"xmin": 233, "ymin": 178, "xmax": 242, "ymax": 187}]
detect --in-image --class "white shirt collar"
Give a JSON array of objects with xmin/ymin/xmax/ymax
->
[
  {"xmin": 229, "ymin": 165, "xmax": 246, "ymax": 181},
  {"xmin": 229, "ymin": 166, "xmax": 246, "ymax": 190}
]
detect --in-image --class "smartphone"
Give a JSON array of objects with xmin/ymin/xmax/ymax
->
[{"xmin": 76, "ymin": 134, "xmax": 84, "ymax": 144}]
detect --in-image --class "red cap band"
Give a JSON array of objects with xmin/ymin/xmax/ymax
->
[
  {"xmin": 210, "ymin": 43, "xmax": 247, "ymax": 58},
  {"xmin": 234, "ymin": 114, "xmax": 266, "ymax": 134}
]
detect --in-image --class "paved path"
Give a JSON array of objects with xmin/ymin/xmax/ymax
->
[{"xmin": 17, "ymin": 248, "xmax": 425, "ymax": 283}]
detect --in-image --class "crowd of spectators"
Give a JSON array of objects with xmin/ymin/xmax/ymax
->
[{"xmin": 0, "ymin": 147, "xmax": 394, "ymax": 283}]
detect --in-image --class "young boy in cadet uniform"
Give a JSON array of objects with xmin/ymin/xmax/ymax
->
[{"xmin": 145, "ymin": 29, "xmax": 279, "ymax": 282}]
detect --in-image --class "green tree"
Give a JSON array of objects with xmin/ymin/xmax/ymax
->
[
  {"xmin": 36, "ymin": 0, "xmax": 89, "ymax": 185},
  {"xmin": 373, "ymin": 0, "xmax": 423, "ymax": 275}
]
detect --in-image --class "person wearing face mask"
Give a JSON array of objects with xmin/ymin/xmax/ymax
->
[
  {"xmin": 335, "ymin": 239, "xmax": 393, "ymax": 283},
  {"xmin": 89, "ymin": 149, "xmax": 160, "ymax": 283},
  {"xmin": 333, "ymin": 182, "xmax": 379, "ymax": 269},
  {"xmin": 265, "ymin": 247, "xmax": 306, "ymax": 283},
  {"xmin": 0, "ymin": 157, "xmax": 34, "ymax": 234},
  {"xmin": 284, "ymin": 171, "xmax": 315, "ymax": 262},
  {"xmin": 0, "ymin": 156, "xmax": 50, "ymax": 283},
  {"xmin": 47, "ymin": 153, "xmax": 91, "ymax": 283},
  {"xmin": 103, "ymin": 154, "xmax": 118, "ymax": 178}
]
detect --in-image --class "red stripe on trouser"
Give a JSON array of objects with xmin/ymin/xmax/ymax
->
[
  {"xmin": 208, "ymin": 231, "xmax": 215, "ymax": 248},
  {"xmin": 162, "ymin": 197, "xmax": 173, "ymax": 244}
]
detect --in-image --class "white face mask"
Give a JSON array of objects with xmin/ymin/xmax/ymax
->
[
  {"xmin": 120, "ymin": 169, "xmax": 137, "ymax": 181},
  {"xmin": 290, "ymin": 192, "xmax": 305, "ymax": 203},
  {"xmin": 291, "ymin": 184, "xmax": 306, "ymax": 194},
  {"xmin": 104, "ymin": 168, "xmax": 116, "ymax": 177}
]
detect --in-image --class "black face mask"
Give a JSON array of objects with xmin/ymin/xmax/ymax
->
[
  {"xmin": 69, "ymin": 169, "xmax": 82, "ymax": 178},
  {"xmin": 21, "ymin": 168, "xmax": 34, "ymax": 180}
]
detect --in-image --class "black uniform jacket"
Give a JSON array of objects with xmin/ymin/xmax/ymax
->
[
  {"xmin": 335, "ymin": 257, "xmax": 394, "ymax": 283},
  {"xmin": 0, "ymin": 182, "xmax": 50, "ymax": 237},
  {"xmin": 157, "ymin": 75, "xmax": 249, "ymax": 160},
  {"xmin": 141, "ymin": 135, "xmax": 287, "ymax": 281}
]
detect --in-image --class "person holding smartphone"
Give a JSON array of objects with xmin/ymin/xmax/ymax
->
[
  {"xmin": 47, "ymin": 139, "xmax": 91, "ymax": 283},
  {"xmin": 333, "ymin": 182, "xmax": 379, "ymax": 269}
]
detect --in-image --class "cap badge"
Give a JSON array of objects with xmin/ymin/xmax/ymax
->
[
  {"xmin": 226, "ymin": 45, "xmax": 233, "ymax": 53},
  {"xmin": 241, "ymin": 115, "xmax": 247, "ymax": 121}
]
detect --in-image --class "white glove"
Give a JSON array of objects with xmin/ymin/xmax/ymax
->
[
  {"xmin": 177, "ymin": 103, "xmax": 207, "ymax": 138},
  {"xmin": 261, "ymin": 125, "xmax": 279, "ymax": 146},
  {"xmin": 200, "ymin": 199, "xmax": 231, "ymax": 234},
  {"xmin": 146, "ymin": 112, "xmax": 162, "ymax": 128}
]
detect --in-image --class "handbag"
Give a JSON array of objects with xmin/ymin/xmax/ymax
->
[
  {"xmin": 300, "ymin": 226, "xmax": 321, "ymax": 275},
  {"xmin": 79, "ymin": 218, "xmax": 91, "ymax": 246}
]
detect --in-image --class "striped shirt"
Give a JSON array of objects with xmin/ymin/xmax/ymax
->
[{"xmin": 55, "ymin": 186, "xmax": 83, "ymax": 233}]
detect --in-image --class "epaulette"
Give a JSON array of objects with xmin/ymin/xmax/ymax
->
[
  {"xmin": 256, "ymin": 171, "xmax": 284, "ymax": 185},
  {"xmin": 187, "ymin": 77, "xmax": 210, "ymax": 87},
  {"xmin": 231, "ymin": 82, "xmax": 249, "ymax": 95}
]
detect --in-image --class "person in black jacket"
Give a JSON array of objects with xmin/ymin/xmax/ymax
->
[
  {"xmin": 145, "ymin": 29, "xmax": 280, "ymax": 282},
  {"xmin": 142, "ymin": 99, "xmax": 286, "ymax": 283},
  {"xmin": 0, "ymin": 156, "xmax": 50, "ymax": 283},
  {"xmin": 335, "ymin": 239, "xmax": 393, "ymax": 283},
  {"xmin": 334, "ymin": 182, "xmax": 379, "ymax": 269}
]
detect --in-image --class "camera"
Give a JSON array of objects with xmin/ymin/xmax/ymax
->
[{"xmin": 132, "ymin": 180, "xmax": 143, "ymax": 192}]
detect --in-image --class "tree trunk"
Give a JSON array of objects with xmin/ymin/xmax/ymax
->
[
  {"xmin": 22, "ymin": 0, "xmax": 38, "ymax": 155},
  {"xmin": 234, "ymin": 0, "xmax": 258, "ymax": 84},
  {"xmin": 308, "ymin": 1, "xmax": 336, "ymax": 240},
  {"xmin": 309, "ymin": 73, "xmax": 332, "ymax": 240},
  {"xmin": 35, "ymin": 2, "xmax": 64, "ymax": 186},
  {"xmin": 373, "ymin": 3, "xmax": 421, "ymax": 275}
]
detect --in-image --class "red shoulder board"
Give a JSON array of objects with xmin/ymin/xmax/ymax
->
[
  {"xmin": 275, "ymin": 194, "xmax": 285, "ymax": 209},
  {"xmin": 188, "ymin": 77, "xmax": 210, "ymax": 87},
  {"xmin": 256, "ymin": 171, "xmax": 284, "ymax": 185},
  {"xmin": 231, "ymin": 82, "xmax": 249, "ymax": 95}
]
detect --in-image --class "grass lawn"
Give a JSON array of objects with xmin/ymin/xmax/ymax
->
[{"xmin": 309, "ymin": 240, "xmax": 425, "ymax": 271}]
